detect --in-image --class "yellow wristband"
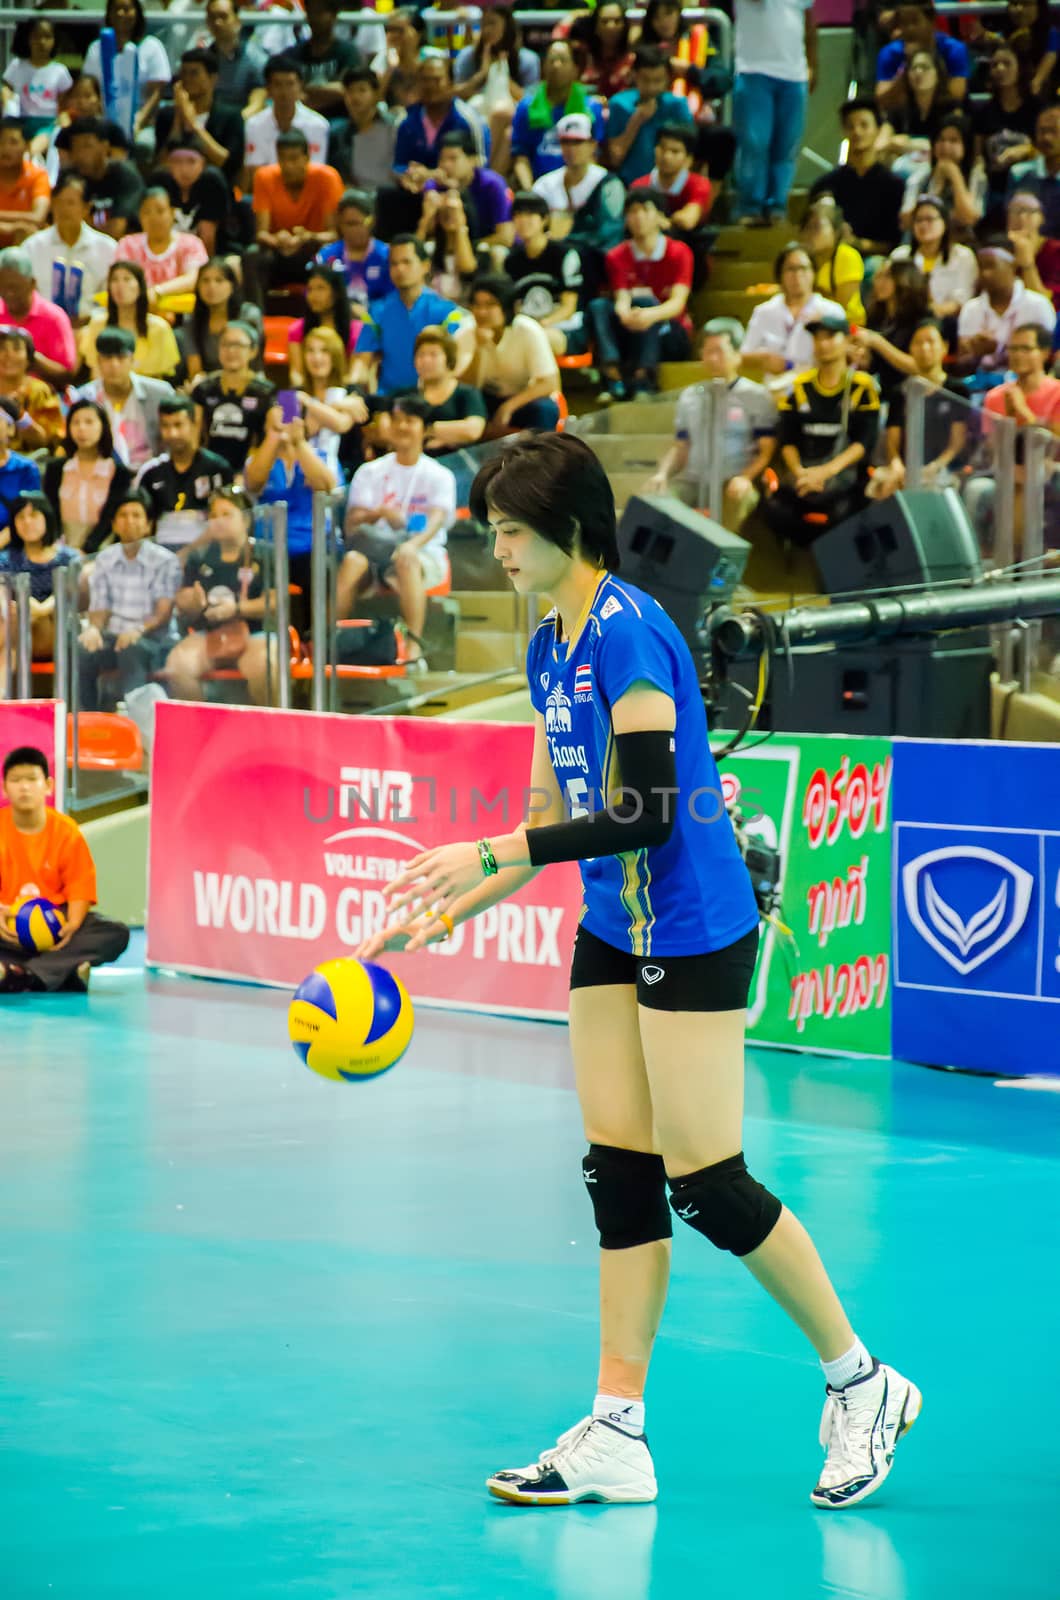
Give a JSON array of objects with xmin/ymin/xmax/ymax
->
[{"xmin": 429, "ymin": 911, "xmax": 454, "ymax": 942}]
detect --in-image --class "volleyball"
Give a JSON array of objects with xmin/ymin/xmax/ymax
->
[
  {"xmin": 288, "ymin": 958, "xmax": 414, "ymax": 1082},
  {"xmin": 8, "ymin": 896, "xmax": 65, "ymax": 953}
]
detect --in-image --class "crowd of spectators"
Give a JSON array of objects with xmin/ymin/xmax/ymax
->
[{"xmin": 0, "ymin": 0, "xmax": 1059, "ymax": 705}]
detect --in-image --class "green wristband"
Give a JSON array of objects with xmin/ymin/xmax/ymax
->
[{"xmin": 477, "ymin": 838, "xmax": 499, "ymax": 877}]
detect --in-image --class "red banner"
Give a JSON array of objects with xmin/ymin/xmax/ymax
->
[
  {"xmin": 0, "ymin": 700, "xmax": 64, "ymax": 809},
  {"xmin": 147, "ymin": 702, "xmax": 583, "ymax": 1017}
]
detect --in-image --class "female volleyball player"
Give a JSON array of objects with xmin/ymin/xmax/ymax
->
[{"xmin": 359, "ymin": 433, "xmax": 920, "ymax": 1510}]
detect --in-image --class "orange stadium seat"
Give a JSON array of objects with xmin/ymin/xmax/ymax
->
[{"xmin": 67, "ymin": 712, "xmax": 143, "ymax": 771}]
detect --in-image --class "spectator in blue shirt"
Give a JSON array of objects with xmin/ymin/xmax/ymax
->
[
  {"xmin": 377, "ymin": 53, "xmax": 488, "ymax": 240},
  {"xmin": 876, "ymin": 4, "xmax": 970, "ymax": 110},
  {"xmin": 511, "ymin": 40, "xmax": 606, "ymax": 189},
  {"xmin": 607, "ymin": 45, "xmax": 696, "ymax": 185},
  {"xmin": 315, "ymin": 190, "xmax": 393, "ymax": 317},
  {"xmin": 0, "ymin": 398, "xmax": 41, "ymax": 539},
  {"xmin": 352, "ymin": 235, "xmax": 464, "ymax": 394}
]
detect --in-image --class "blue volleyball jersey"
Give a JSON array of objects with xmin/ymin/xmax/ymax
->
[{"xmin": 526, "ymin": 575, "xmax": 759, "ymax": 958}]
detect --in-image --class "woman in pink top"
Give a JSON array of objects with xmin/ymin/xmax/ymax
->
[
  {"xmin": 287, "ymin": 263, "xmax": 361, "ymax": 387},
  {"xmin": 114, "ymin": 187, "xmax": 209, "ymax": 305},
  {"xmin": 42, "ymin": 399, "xmax": 132, "ymax": 554}
]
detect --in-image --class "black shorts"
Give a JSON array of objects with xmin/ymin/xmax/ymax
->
[{"xmin": 569, "ymin": 923, "xmax": 761, "ymax": 1012}]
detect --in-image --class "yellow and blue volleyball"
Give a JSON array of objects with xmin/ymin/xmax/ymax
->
[
  {"xmin": 10, "ymin": 897, "xmax": 65, "ymax": 953},
  {"xmin": 288, "ymin": 958, "xmax": 414, "ymax": 1083}
]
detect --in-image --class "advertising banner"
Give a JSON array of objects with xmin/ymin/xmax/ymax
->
[
  {"xmin": 892, "ymin": 739, "xmax": 1060, "ymax": 1076},
  {"xmin": 147, "ymin": 702, "xmax": 583, "ymax": 1018},
  {"xmin": 724, "ymin": 734, "xmax": 894, "ymax": 1057},
  {"xmin": 0, "ymin": 700, "xmax": 64, "ymax": 809}
]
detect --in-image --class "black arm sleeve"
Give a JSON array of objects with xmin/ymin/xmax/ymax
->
[{"xmin": 526, "ymin": 730, "xmax": 677, "ymax": 867}]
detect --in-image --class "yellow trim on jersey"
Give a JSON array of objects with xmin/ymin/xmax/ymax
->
[
  {"xmin": 556, "ymin": 571, "xmax": 608, "ymax": 660},
  {"xmin": 785, "ymin": 368, "xmax": 880, "ymax": 411},
  {"xmin": 603, "ymin": 724, "xmax": 656, "ymax": 956}
]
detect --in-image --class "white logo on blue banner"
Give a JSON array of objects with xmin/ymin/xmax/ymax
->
[{"xmin": 902, "ymin": 846, "xmax": 1035, "ymax": 976}]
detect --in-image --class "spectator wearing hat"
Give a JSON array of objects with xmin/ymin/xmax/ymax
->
[
  {"xmin": 505, "ymin": 191, "xmax": 585, "ymax": 356},
  {"xmin": 741, "ymin": 243, "xmax": 845, "ymax": 376},
  {"xmin": 531, "ymin": 114, "xmax": 627, "ymax": 294},
  {"xmin": 646, "ymin": 319, "xmax": 777, "ymax": 531},
  {"xmin": 0, "ymin": 328, "xmax": 62, "ymax": 452},
  {"xmin": 73, "ymin": 326, "xmax": 176, "ymax": 472},
  {"xmin": 0, "ymin": 244, "xmax": 77, "ymax": 388},
  {"xmin": 956, "ymin": 240, "xmax": 1055, "ymax": 373},
  {"xmin": 588, "ymin": 187, "xmax": 694, "ymax": 401},
  {"xmin": 246, "ymin": 129, "xmax": 344, "ymax": 306},
  {"xmin": 153, "ymin": 47, "xmax": 244, "ymax": 187},
  {"xmin": 511, "ymin": 40, "xmax": 605, "ymax": 190},
  {"xmin": 766, "ymin": 313, "xmax": 880, "ymax": 547},
  {"xmin": 23, "ymin": 172, "xmax": 116, "ymax": 324},
  {"xmin": 606, "ymin": 44, "xmax": 695, "ymax": 187}
]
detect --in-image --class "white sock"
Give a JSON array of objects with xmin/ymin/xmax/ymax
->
[
  {"xmin": 821, "ymin": 1339, "xmax": 873, "ymax": 1391},
  {"xmin": 593, "ymin": 1393, "xmax": 645, "ymax": 1436}
]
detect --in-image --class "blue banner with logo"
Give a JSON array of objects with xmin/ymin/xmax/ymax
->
[{"xmin": 891, "ymin": 740, "xmax": 1060, "ymax": 1076}]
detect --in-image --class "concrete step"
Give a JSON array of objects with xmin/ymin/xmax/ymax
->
[
  {"xmin": 709, "ymin": 258, "xmax": 781, "ymax": 290},
  {"xmin": 587, "ymin": 433, "xmax": 672, "ymax": 472},
  {"xmin": 452, "ymin": 590, "xmax": 521, "ymax": 630},
  {"xmin": 591, "ymin": 397, "xmax": 680, "ymax": 432},
  {"xmin": 696, "ymin": 288, "xmax": 772, "ymax": 323},
  {"xmin": 455, "ymin": 628, "xmax": 524, "ymax": 673},
  {"xmin": 714, "ymin": 221, "xmax": 801, "ymax": 257}
]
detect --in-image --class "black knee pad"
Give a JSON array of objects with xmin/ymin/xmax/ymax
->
[
  {"xmin": 582, "ymin": 1144, "xmax": 673, "ymax": 1250},
  {"xmin": 668, "ymin": 1152, "xmax": 781, "ymax": 1257}
]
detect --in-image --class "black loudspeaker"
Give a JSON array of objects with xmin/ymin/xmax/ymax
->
[
  {"xmin": 717, "ymin": 638, "xmax": 993, "ymax": 738},
  {"xmin": 812, "ymin": 489, "xmax": 983, "ymax": 596},
  {"xmin": 617, "ymin": 495, "xmax": 750, "ymax": 660}
]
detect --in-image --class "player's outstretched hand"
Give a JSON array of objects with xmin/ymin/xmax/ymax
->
[
  {"xmin": 355, "ymin": 911, "xmax": 441, "ymax": 961},
  {"xmin": 384, "ymin": 842, "xmax": 485, "ymax": 917}
]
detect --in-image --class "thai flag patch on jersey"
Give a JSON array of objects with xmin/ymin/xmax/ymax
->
[{"xmin": 574, "ymin": 663, "xmax": 592, "ymax": 698}]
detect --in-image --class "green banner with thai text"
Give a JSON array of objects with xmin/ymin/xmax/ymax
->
[{"xmin": 715, "ymin": 734, "xmax": 894, "ymax": 1057}]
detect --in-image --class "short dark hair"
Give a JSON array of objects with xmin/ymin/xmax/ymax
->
[
  {"xmin": 1013, "ymin": 321, "xmax": 1052, "ymax": 350},
  {"xmin": 265, "ymin": 53, "xmax": 304, "ymax": 83},
  {"xmin": 625, "ymin": 185, "xmax": 665, "ymax": 214},
  {"xmin": 337, "ymin": 187, "xmax": 374, "ymax": 216},
  {"xmin": 0, "ymin": 395, "xmax": 20, "ymax": 426},
  {"xmin": 389, "ymin": 233, "xmax": 429, "ymax": 261},
  {"xmin": 276, "ymin": 129, "xmax": 310, "ymax": 155},
  {"xmin": 470, "ymin": 435, "xmax": 620, "ymax": 571},
  {"xmin": 840, "ymin": 95, "xmax": 880, "ymax": 127},
  {"xmin": 633, "ymin": 42, "xmax": 669, "ymax": 73},
  {"xmin": 342, "ymin": 65, "xmax": 379, "ymax": 90},
  {"xmin": 391, "ymin": 392, "xmax": 432, "ymax": 424},
  {"xmin": 0, "ymin": 325, "xmax": 34, "ymax": 360},
  {"xmin": 158, "ymin": 394, "xmax": 197, "ymax": 419},
  {"xmin": 0, "ymin": 116, "xmax": 27, "ymax": 140},
  {"xmin": 470, "ymin": 272, "xmax": 517, "ymax": 322},
  {"xmin": 911, "ymin": 316, "xmax": 945, "ymax": 337},
  {"xmin": 52, "ymin": 170, "xmax": 89, "ymax": 201},
  {"xmin": 654, "ymin": 121, "xmax": 695, "ymax": 155},
  {"xmin": 113, "ymin": 485, "xmax": 156, "ymax": 526},
  {"xmin": 774, "ymin": 241, "xmax": 812, "ymax": 277},
  {"xmin": 3, "ymin": 745, "xmax": 49, "ymax": 780},
  {"xmin": 180, "ymin": 46, "xmax": 219, "ymax": 73},
  {"xmin": 11, "ymin": 491, "xmax": 59, "ymax": 549},
  {"xmin": 140, "ymin": 185, "xmax": 172, "ymax": 208},
  {"xmin": 101, "ymin": 118, "xmax": 130, "ymax": 153},
  {"xmin": 439, "ymin": 129, "xmax": 476, "ymax": 156},
  {"xmin": 68, "ymin": 115, "xmax": 108, "ymax": 142},
  {"xmin": 96, "ymin": 325, "xmax": 136, "ymax": 357},
  {"xmin": 512, "ymin": 190, "xmax": 550, "ymax": 220}
]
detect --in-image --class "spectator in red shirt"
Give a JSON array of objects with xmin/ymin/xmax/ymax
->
[
  {"xmin": 970, "ymin": 322, "xmax": 1060, "ymax": 555},
  {"xmin": 587, "ymin": 187, "xmax": 694, "ymax": 401},
  {"xmin": 631, "ymin": 121, "xmax": 713, "ymax": 288},
  {"xmin": 0, "ymin": 245, "xmax": 77, "ymax": 387},
  {"xmin": 1007, "ymin": 189, "xmax": 1060, "ymax": 309}
]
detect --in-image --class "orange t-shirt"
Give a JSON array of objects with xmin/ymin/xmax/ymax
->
[
  {"xmin": 0, "ymin": 808, "xmax": 97, "ymax": 907},
  {"xmin": 0, "ymin": 159, "xmax": 50, "ymax": 215},
  {"xmin": 253, "ymin": 163, "xmax": 344, "ymax": 233}
]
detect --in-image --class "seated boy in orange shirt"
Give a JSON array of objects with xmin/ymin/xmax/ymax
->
[{"xmin": 0, "ymin": 745, "xmax": 129, "ymax": 993}]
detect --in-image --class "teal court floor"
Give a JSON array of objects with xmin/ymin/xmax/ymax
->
[{"xmin": 2, "ymin": 933, "xmax": 1059, "ymax": 1600}]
